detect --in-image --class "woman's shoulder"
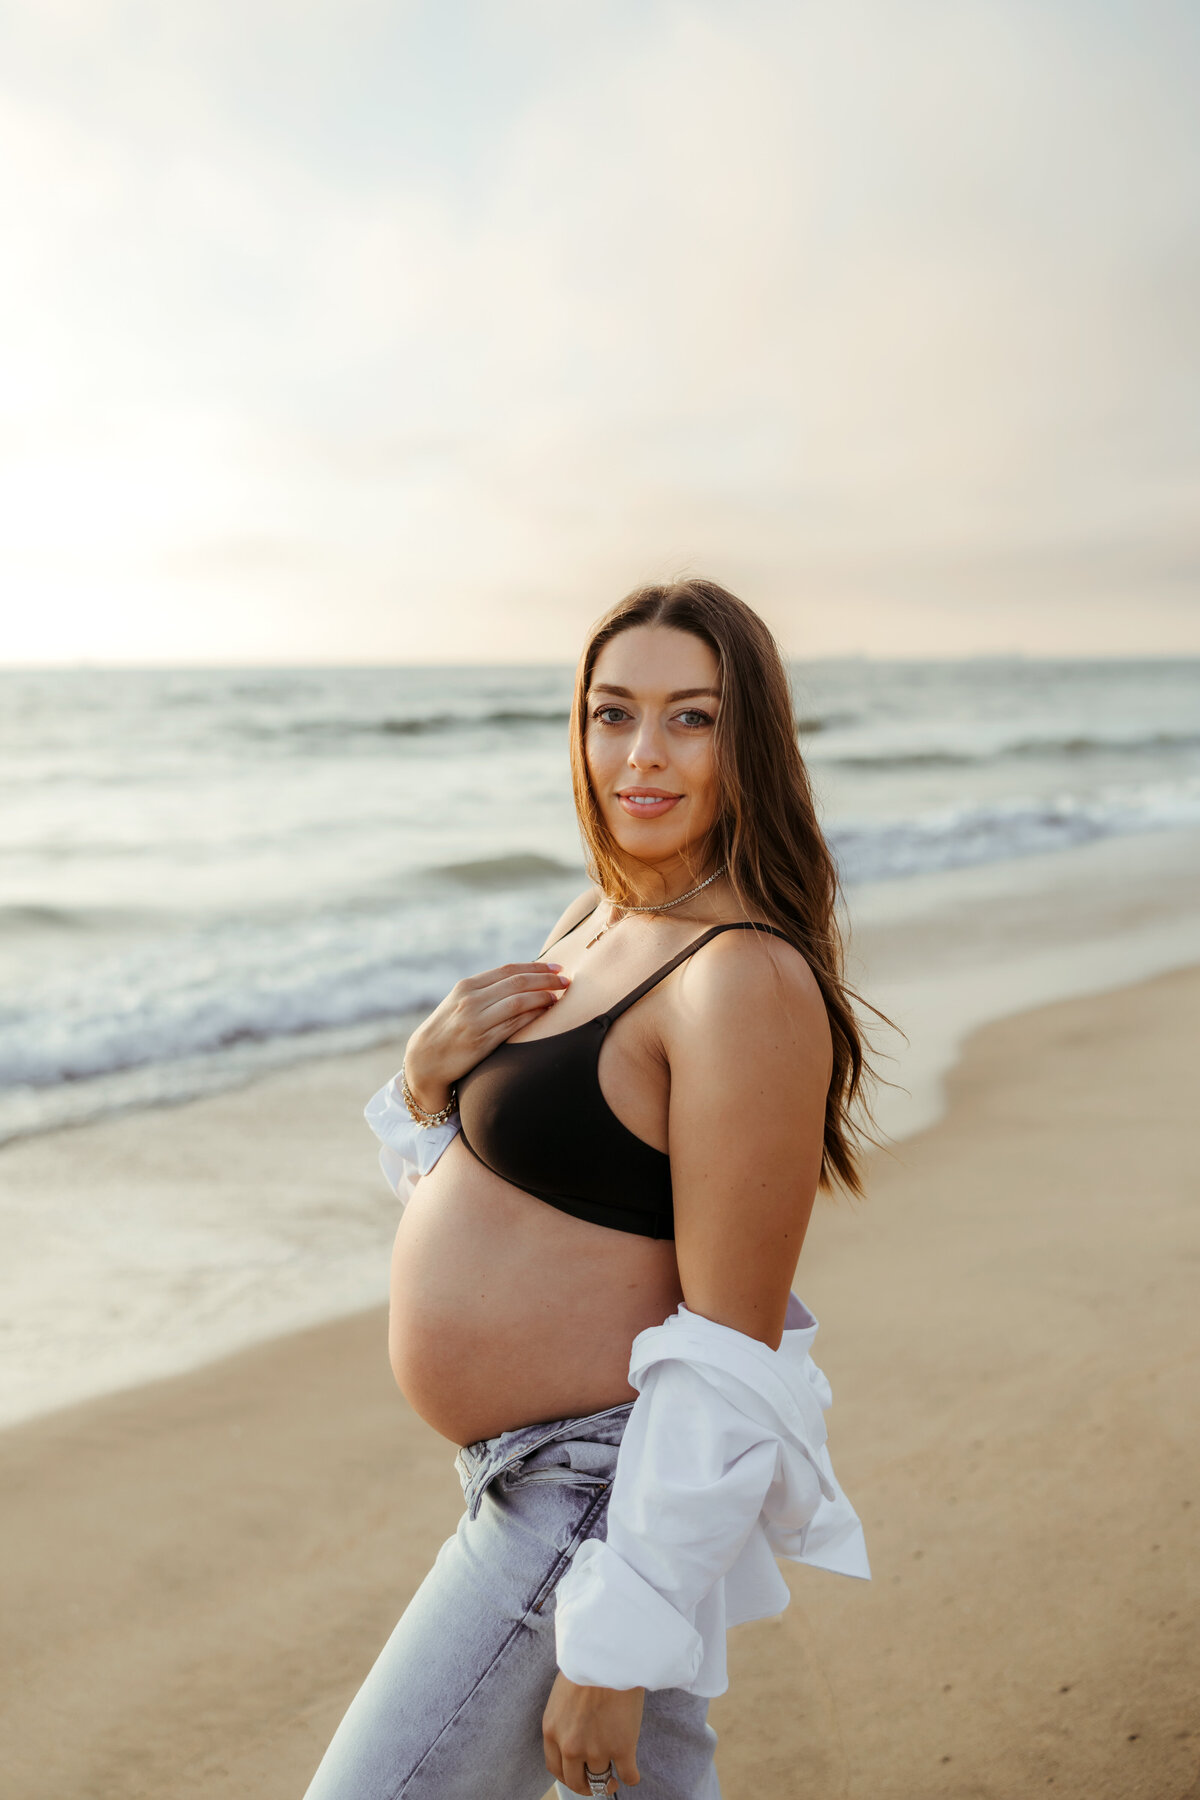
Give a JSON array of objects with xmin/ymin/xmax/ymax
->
[
  {"xmin": 679, "ymin": 919, "xmax": 829, "ymax": 1034},
  {"xmin": 537, "ymin": 885, "xmax": 601, "ymax": 957},
  {"xmin": 663, "ymin": 920, "xmax": 833, "ymax": 1106}
]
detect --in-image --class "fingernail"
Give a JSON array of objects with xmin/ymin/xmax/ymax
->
[{"xmin": 545, "ymin": 962, "xmax": 563, "ymax": 971}]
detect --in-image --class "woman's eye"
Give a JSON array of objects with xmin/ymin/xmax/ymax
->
[
  {"xmin": 675, "ymin": 709, "xmax": 713, "ymax": 728},
  {"xmin": 592, "ymin": 705, "xmax": 629, "ymax": 726}
]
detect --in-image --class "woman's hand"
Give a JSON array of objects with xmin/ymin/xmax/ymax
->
[
  {"xmin": 402, "ymin": 961, "xmax": 570, "ymax": 1111},
  {"xmin": 542, "ymin": 1673, "xmax": 643, "ymax": 1794}
]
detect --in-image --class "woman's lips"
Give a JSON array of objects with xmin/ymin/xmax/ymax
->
[{"xmin": 616, "ymin": 789, "xmax": 683, "ymax": 819}]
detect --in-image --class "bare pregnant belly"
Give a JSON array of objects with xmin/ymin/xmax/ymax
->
[{"xmin": 388, "ymin": 1136, "xmax": 683, "ymax": 1446}]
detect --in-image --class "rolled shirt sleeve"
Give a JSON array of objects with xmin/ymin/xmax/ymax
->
[{"xmin": 554, "ymin": 1304, "xmax": 868, "ymax": 1698}]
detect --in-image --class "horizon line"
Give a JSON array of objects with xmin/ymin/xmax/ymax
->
[{"xmin": 3, "ymin": 649, "xmax": 1199, "ymax": 675}]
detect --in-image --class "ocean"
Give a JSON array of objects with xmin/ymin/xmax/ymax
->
[{"xmin": 3, "ymin": 656, "xmax": 1199, "ymax": 1146}]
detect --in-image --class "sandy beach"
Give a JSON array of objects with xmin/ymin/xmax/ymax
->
[{"xmin": 3, "ymin": 960, "xmax": 1197, "ymax": 1799}]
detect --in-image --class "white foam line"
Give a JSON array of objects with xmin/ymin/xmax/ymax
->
[
  {"xmin": 851, "ymin": 825, "xmax": 1200, "ymax": 1146},
  {"xmin": 870, "ymin": 914, "xmax": 1200, "ymax": 1147}
]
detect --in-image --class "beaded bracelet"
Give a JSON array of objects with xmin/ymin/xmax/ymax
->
[{"xmin": 400, "ymin": 1063, "xmax": 457, "ymax": 1127}]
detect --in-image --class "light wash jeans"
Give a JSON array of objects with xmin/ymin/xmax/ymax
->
[{"xmin": 303, "ymin": 1401, "xmax": 720, "ymax": 1799}]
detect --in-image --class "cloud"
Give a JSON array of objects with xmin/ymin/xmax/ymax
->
[{"xmin": 0, "ymin": 0, "xmax": 1197, "ymax": 661}]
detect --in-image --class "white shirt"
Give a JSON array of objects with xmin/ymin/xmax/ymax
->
[
  {"xmin": 554, "ymin": 1298, "xmax": 869, "ymax": 1696},
  {"xmin": 365, "ymin": 1076, "xmax": 870, "ymax": 1697}
]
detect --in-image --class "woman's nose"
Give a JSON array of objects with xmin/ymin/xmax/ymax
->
[{"xmin": 628, "ymin": 723, "xmax": 666, "ymax": 770}]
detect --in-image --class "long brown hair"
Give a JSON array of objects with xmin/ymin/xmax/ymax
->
[{"xmin": 570, "ymin": 577, "xmax": 877, "ymax": 1196}]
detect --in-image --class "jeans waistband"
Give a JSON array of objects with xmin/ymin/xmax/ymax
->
[{"xmin": 454, "ymin": 1401, "xmax": 634, "ymax": 1521}]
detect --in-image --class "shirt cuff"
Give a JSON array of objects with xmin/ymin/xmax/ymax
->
[
  {"xmin": 363, "ymin": 1076, "xmax": 460, "ymax": 1189},
  {"xmin": 554, "ymin": 1539, "xmax": 704, "ymax": 1693}
]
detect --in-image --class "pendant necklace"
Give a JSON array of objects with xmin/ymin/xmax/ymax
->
[{"xmin": 585, "ymin": 865, "xmax": 728, "ymax": 949}]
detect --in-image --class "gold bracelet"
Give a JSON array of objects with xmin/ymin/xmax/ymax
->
[{"xmin": 400, "ymin": 1063, "xmax": 457, "ymax": 1127}]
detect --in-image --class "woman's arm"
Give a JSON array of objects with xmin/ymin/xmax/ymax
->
[
  {"xmin": 544, "ymin": 933, "xmax": 835, "ymax": 1789},
  {"xmin": 666, "ymin": 928, "xmax": 832, "ymax": 1343}
]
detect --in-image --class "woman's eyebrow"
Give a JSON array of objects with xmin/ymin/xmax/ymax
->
[{"xmin": 590, "ymin": 684, "xmax": 721, "ymax": 702}]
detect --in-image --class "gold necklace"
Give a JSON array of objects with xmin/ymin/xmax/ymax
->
[{"xmin": 585, "ymin": 865, "xmax": 728, "ymax": 949}]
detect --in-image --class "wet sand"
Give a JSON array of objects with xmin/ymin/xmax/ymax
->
[{"xmin": 2, "ymin": 968, "xmax": 1198, "ymax": 1798}]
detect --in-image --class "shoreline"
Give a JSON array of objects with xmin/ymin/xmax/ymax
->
[
  {"xmin": 847, "ymin": 822, "xmax": 1200, "ymax": 1142},
  {"xmin": 4, "ymin": 822, "xmax": 1199, "ymax": 1158},
  {"xmin": 2, "ymin": 825, "xmax": 1200, "ymax": 1432},
  {"xmin": 3, "ymin": 965, "xmax": 1198, "ymax": 1798}
]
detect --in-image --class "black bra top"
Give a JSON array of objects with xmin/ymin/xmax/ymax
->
[{"xmin": 455, "ymin": 919, "xmax": 800, "ymax": 1241}]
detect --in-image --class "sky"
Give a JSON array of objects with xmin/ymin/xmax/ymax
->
[{"xmin": 1, "ymin": 0, "xmax": 1198, "ymax": 665}]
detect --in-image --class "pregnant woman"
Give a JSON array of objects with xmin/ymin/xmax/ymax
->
[{"xmin": 304, "ymin": 579, "xmax": 873, "ymax": 1800}]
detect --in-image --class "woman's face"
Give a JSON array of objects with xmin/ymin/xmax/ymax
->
[{"xmin": 584, "ymin": 625, "xmax": 722, "ymax": 874}]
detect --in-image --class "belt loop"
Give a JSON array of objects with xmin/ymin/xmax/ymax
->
[
  {"xmin": 456, "ymin": 1443, "xmax": 490, "ymax": 1520},
  {"xmin": 465, "ymin": 1466, "xmax": 488, "ymax": 1520}
]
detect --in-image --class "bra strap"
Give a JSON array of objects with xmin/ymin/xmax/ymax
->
[
  {"xmin": 540, "ymin": 896, "xmax": 602, "ymax": 956},
  {"xmin": 604, "ymin": 922, "xmax": 799, "ymax": 1022}
]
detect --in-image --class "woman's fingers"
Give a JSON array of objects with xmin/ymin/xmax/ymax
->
[
  {"xmin": 542, "ymin": 1676, "xmax": 643, "ymax": 1796},
  {"xmin": 461, "ymin": 961, "xmax": 564, "ymax": 994},
  {"xmin": 505, "ymin": 986, "xmax": 560, "ymax": 1016},
  {"xmin": 476, "ymin": 997, "xmax": 558, "ymax": 1046},
  {"xmin": 559, "ymin": 1754, "xmax": 588, "ymax": 1796},
  {"xmin": 478, "ymin": 984, "xmax": 566, "ymax": 1026},
  {"xmin": 490, "ymin": 968, "xmax": 570, "ymax": 1002},
  {"xmin": 559, "ymin": 1754, "xmax": 624, "ymax": 1795},
  {"xmin": 483, "ymin": 1005, "xmax": 558, "ymax": 1049},
  {"xmin": 459, "ymin": 965, "xmax": 570, "ymax": 1035},
  {"xmin": 412, "ymin": 960, "xmax": 572, "ymax": 1088},
  {"xmin": 542, "ymin": 1735, "xmax": 563, "ymax": 1788},
  {"xmin": 589, "ymin": 1754, "xmax": 628, "ymax": 1794}
]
